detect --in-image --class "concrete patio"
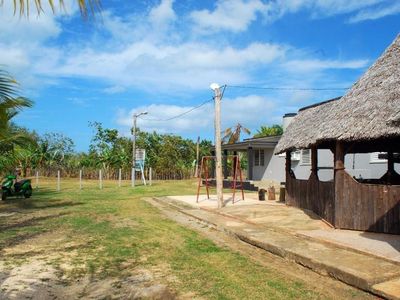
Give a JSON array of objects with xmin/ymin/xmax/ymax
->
[{"xmin": 156, "ymin": 194, "xmax": 400, "ymax": 299}]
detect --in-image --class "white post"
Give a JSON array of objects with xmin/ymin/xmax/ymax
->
[
  {"xmin": 57, "ymin": 170, "xmax": 60, "ymax": 192},
  {"xmin": 131, "ymin": 167, "xmax": 135, "ymax": 187},
  {"xmin": 35, "ymin": 170, "xmax": 39, "ymax": 189},
  {"xmin": 79, "ymin": 169, "xmax": 82, "ymax": 190},
  {"xmin": 149, "ymin": 167, "xmax": 152, "ymax": 186},
  {"xmin": 141, "ymin": 165, "xmax": 146, "ymax": 186},
  {"xmin": 118, "ymin": 168, "xmax": 122, "ymax": 187},
  {"xmin": 211, "ymin": 83, "xmax": 224, "ymax": 208},
  {"xmin": 99, "ymin": 169, "xmax": 103, "ymax": 189}
]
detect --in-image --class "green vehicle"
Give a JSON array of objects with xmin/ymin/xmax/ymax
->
[{"xmin": 1, "ymin": 175, "xmax": 33, "ymax": 201}]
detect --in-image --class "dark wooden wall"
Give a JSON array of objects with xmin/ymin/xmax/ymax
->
[
  {"xmin": 286, "ymin": 172, "xmax": 335, "ymax": 225},
  {"xmin": 335, "ymin": 170, "xmax": 400, "ymax": 234}
]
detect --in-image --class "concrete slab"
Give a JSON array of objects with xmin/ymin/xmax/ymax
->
[
  {"xmin": 373, "ymin": 277, "xmax": 400, "ymax": 300},
  {"xmin": 298, "ymin": 229, "xmax": 400, "ymax": 263},
  {"xmin": 155, "ymin": 196, "xmax": 400, "ymax": 299},
  {"xmin": 167, "ymin": 193, "xmax": 276, "ymax": 208}
]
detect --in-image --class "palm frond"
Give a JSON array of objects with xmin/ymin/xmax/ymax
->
[{"xmin": 3, "ymin": 0, "xmax": 101, "ymax": 18}]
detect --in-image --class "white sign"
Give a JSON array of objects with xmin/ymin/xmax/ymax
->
[{"xmin": 135, "ymin": 149, "xmax": 146, "ymax": 170}]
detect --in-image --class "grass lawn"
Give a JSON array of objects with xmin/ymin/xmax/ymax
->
[{"xmin": 0, "ymin": 178, "xmax": 359, "ymax": 299}]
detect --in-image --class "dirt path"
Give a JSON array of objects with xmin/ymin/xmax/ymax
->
[{"xmin": 145, "ymin": 198, "xmax": 378, "ymax": 300}]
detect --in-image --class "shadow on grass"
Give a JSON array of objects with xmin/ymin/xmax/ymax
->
[
  {"xmin": 0, "ymin": 212, "xmax": 70, "ymax": 231},
  {"xmin": 1, "ymin": 187, "xmax": 84, "ymax": 211},
  {"xmin": 0, "ymin": 230, "xmax": 48, "ymax": 250}
]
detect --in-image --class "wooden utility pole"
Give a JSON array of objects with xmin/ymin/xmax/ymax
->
[
  {"xmin": 132, "ymin": 111, "xmax": 148, "ymax": 187},
  {"xmin": 132, "ymin": 114, "xmax": 137, "ymax": 187},
  {"xmin": 211, "ymin": 83, "xmax": 224, "ymax": 208},
  {"xmin": 195, "ymin": 136, "xmax": 200, "ymax": 177}
]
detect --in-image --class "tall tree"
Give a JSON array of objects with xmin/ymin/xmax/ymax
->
[
  {"xmin": 222, "ymin": 123, "xmax": 251, "ymax": 144},
  {"xmin": 253, "ymin": 124, "xmax": 283, "ymax": 138}
]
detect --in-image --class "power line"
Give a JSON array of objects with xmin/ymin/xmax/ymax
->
[
  {"xmin": 140, "ymin": 97, "xmax": 215, "ymax": 122},
  {"xmin": 226, "ymin": 84, "xmax": 349, "ymax": 91},
  {"xmin": 138, "ymin": 83, "xmax": 344, "ymax": 123}
]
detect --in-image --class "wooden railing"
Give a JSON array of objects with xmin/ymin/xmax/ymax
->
[
  {"xmin": 286, "ymin": 172, "xmax": 335, "ymax": 225},
  {"xmin": 335, "ymin": 170, "xmax": 400, "ymax": 234}
]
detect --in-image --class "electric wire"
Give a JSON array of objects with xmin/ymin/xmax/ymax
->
[
  {"xmin": 140, "ymin": 97, "xmax": 214, "ymax": 122},
  {"xmin": 138, "ymin": 83, "xmax": 345, "ymax": 122},
  {"xmin": 226, "ymin": 84, "xmax": 349, "ymax": 91}
]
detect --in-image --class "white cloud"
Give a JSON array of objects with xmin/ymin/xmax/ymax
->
[
  {"xmin": 43, "ymin": 41, "xmax": 287, "ymax": 91},
  {"xmin": 265, "ymin": 0, "xmax": 394, "ymax": 23},
  {"xmin": 283, "ymin": 58, "xmax": 369, "ymax": 72},
  {"xmin": 103, "ymin": 85, "xmax": 127, "ymax": 95},
  {"xmin": 349, "ymin": 2, "xmax": 400, "ymax": 23},
  {"xmin": 190, "ymin": 0, "xmax": 269, "ymax": 33},
  {"xmin": 116, "ymin": 95, "xmax": 276, "ymax": 137},
  {"xmin": 149, "ymin": 0, "xmax": 176, "ymax": 28}
]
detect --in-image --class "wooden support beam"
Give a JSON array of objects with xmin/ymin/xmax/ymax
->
[
  {"xmin": 285, "ymin": 151, "xmax": 291, "ymax": 174},
  {"xmin": 334, "ymin": 141, "xmax": 345, "ymax": 228},
  {"xmin": 247, "ymin": 147, "xmax": 254, "ymax": 180},
  {"xmin": 311, "ymin": 146, "xmax": 318, "ymax": 176}
]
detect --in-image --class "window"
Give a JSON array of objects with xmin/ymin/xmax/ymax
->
[
  {"xmin": 300, "ymin": 149, "xmax": 311, "ymax": 165},
  {"xmin": 254, "ymin": 149, "xmax": 265, "ymax": 166},
  {"xmin": 370, "ymin": 152, "xmax": 387, "ymax": 163},
  {"xmin": 291, "ymin": 150, "xmax": 301, "ymax": 161}
]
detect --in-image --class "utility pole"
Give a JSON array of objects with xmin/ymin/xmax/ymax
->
[
  {"xmin": 210, "ymin": 83, "xmax": 224, "ymax": 208},
  {"xmin": 195, "ymin": 136, "xmax": 200, "ymax": 177},
  {"xmin": 132, "ymin": 111, "xmax": 148, "ymax": 187}
]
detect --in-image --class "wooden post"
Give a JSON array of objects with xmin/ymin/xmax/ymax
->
[
  {"xmin": 285, "ymin": 151, "xmax": 292, "ymax": 175},
  {"xmin": 118, "ymin": 168, "xmax": 122, "ymax": 187},
  {"xmin": 131, "ymin": 167, "xmax": 135, "ymax": 188},
  {"xmin": 195, "ymin": 136, "xmax": 200, "ymax": 177},
  {"xmin": 211, "ymin": 84, "xmax": 224, "ymax": 208},
  {"xmin": 57, "ymin": 170, "xmax": 60, "ymax": 192},
  {"xmin": 99, "ymin": 169, "xmax": 103, "ymax": 189},
  {"xmin": 79, "ymin": 169, "xmax": 82, "ymax": 190},
  {"xmin": 149, "ymin": 167, "xmax": 152, "ymax": 186},
  {"xmin": 247, "ymin": 147, "xmax": 254, "ymax": 180},
  {"xmin": 223, "ymin": 149, "xmax": 228, "ymax": 179},
  {"xmin": 334, "ymin": 141, "xmax": 345, "ymax": 228},
  {"xmin": 387, "ymin": 151, "xmax": 394, "ymax": 183},
  {"xmin": 311, "ymin": 146, "xmax": 318, "ymax": 177}
]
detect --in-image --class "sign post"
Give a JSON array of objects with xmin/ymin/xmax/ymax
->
[{"xmin": 135, "ymin": 149, "xmax": 147, "ymax": 186}]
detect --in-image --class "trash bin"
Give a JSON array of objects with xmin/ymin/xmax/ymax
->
[{"xmin": 258, "ymin": 189, "xmax": 266, "ymax": 201}]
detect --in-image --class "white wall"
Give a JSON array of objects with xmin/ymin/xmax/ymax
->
[{"xmin": 252, "ymin": 148, "xmax": 285, "ymax": 183}]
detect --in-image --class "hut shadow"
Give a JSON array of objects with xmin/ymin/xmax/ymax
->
[{"xmin": 361, "ymin": 202, "xmax": 400, "ymax": 253}]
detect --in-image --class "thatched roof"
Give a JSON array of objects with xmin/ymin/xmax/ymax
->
[{"xmin": 275, "ymin": 34, "xmax": 400, "ymax": 154}]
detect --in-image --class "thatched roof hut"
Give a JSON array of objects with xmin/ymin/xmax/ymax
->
[{"xmin": 276, "ymin": 34, "xmax": 400, "ymax": 154}]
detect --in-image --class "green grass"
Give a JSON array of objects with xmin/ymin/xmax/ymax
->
[{"xmin": 0, "ymin": 178, "xmax": 324, "ymax": 299}]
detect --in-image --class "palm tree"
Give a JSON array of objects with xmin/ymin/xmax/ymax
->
[
  {"xmin": 0, "ymin": 70, "xmax": 33, "ymax": 152},
  {"xmin": 222, "ymin": 123, "xmax": 251, "ymax": 144},
  {"xmin": 4, "ymin": 0, "xmax": 101, "ymax": 18},
  {"xmin": 253, "ymin": 124, "xmax": 283, "ymax": 138}
]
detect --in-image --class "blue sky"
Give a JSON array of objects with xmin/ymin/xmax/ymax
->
[{"xmin": 1, "ymin": 0, "xmax": 399, "ymax": 151}]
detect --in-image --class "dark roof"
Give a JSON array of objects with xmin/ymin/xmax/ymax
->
[
  {"xmin": 276, "ymin": 34, "xmax": 400, "ymax": 154},
  {"xmin": 213, "ymin": 135, "xmax": 281, "ymax": 151}
]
